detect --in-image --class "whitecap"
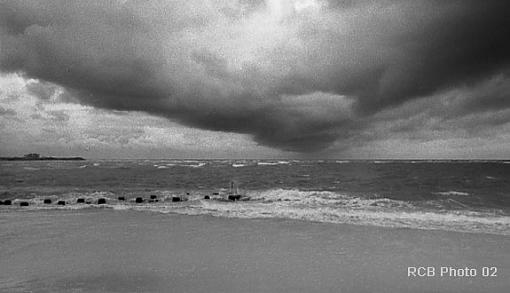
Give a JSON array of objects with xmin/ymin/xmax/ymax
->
[
  {"xmin": 189, "ymin": 162, "xmax": 206, "ymax": 168},
  {"xmin": 257, "ymin": 162, "xmax": 279, "ymax": 166},
  {"xmin": 434, "ymin": 191, "xmax": 470, "ymax": 196},
  {"xmin": 7, "ymin": 188, "xmax": 509, "ymax": 235}
]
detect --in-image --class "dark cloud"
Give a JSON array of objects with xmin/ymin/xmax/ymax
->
[
  {"xmin": 447, "ymin": 75, "xmax": 510, "ymax": 118},
  {"xmin": 0, "ymin": 0, "xmax": 509, "ymax": 152},
  {"xmin": 372, "ymin": 75, "xmax": 510, "ymax": 131},
  {"xmin": 285, "ymin": 0, "xmax": 510, "ymax": 113}
]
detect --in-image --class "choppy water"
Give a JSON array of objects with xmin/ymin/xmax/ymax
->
[{"xmin": 1, "ymin": 159, "xmax": 510, "ymax": 235}]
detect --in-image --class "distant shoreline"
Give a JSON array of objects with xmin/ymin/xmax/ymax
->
[{"xmin": 0, "ymin": 156, "xmax": 85, "ymax": 161}]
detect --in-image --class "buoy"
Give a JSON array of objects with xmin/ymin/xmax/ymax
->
[
  {"xmin": 135, "ymin": 197, "xmax": 144, "ymax": 203},
  {"xmin": 19, "ymin": 201, "xmax": 29, "ymax": 206},
  {"xmin": 97, "ymin": 198, "xmax": 106, "ymax": 204},
  {"xmin": 118, "ymin": 196, "xmax": 126, "ymax": 201},
  {"xmin": 43, "ymin": 199, "xmax": 52, "ymax": 204},
  {"xmin": 204, "ymin": 195, "xmax": 210, "ymax": 200},
  {"xmin": 171, "ymin": 196, "xmax": 181, "ymax": 202},
  {"xmin": 186, "ymin": 192, "xmax": 190, "ymax": 196},
  {"xmin": 150, "ymin": 195, "xmax": 157, "ymax": 200},
  {"xmin": 3, "ymin": 200, "xmax": 12, "ymax": 205},
  {"xmin": 77, "ymin": 198, "xmax": 85, "ymax": 203},
  {"xmin": 57, "ymin": 200, "xmax": 66, "ymax": 206}
]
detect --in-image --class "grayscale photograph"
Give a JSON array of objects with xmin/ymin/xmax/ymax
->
[{"xmin": 0, "ymin": 0, "xmax": 509, "ymax": 292}]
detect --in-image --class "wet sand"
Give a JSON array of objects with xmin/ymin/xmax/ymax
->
[{"xmin": 0, "ymin": 209, "xmax": 509, "ymax": 292}]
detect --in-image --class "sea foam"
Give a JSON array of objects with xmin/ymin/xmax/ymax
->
[{"xmin": 3, "ymin": 188, "xmax": 509, "ymax": 236}]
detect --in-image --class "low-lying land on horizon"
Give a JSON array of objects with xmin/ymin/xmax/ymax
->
[{"xmin": 0, "ymin": 153, "xmax": 85, "ymax": 161}]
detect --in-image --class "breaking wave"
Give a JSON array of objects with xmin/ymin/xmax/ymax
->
[
  {"xmin": 2, "ymin": 189, "xmax": 509, "ymax": 236},
  {"xmin": 434, "ymin": 191, "xmax": 470, "ymax": 196}
]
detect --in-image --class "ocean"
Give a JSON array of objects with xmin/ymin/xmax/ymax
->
[
  {"xmin": 0, "ymin": 160, "xmax": 510, "ymax": 235},
  {"xmin": 1, "ymin": 159, "xmax": 510, "ymax": 235}
]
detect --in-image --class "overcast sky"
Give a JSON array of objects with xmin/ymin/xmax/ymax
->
[{"xmin": 1, "ymin": 0, "xmax": 509, "ymax": 159}]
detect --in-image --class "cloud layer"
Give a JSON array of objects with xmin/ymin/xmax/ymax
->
[
  {"xmin": 1, "ymin": 0, "xmax": 509, "ymax": 153},
  {"xmin": 0, "ymin": 74, "xmax": 281, "ymax": 158}
]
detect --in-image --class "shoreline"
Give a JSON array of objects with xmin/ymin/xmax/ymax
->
[
  {"xmin": 1, "ymin": 209, "xmax": 509, "ymax": 292},
  {"xmin": 1, "ymin": 195, "xmax": 509, "ymax": 237},
  {"xmin": 1, "ymin": 205, "xmax": 509, "ymax": 238}
]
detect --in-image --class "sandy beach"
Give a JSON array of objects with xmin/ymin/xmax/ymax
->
[{"xmin": 0, "ymin": 209, "xmax": 508, "ymax": 293}]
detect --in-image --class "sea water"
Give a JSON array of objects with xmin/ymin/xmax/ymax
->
[{"xmin": 1, "ymin": 159, "xmax": 509, "ymax": 235}]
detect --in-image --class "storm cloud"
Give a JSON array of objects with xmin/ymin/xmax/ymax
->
[{"xmin": 1, "ymin": 0, "xmax": 509, "ymax": 152}]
